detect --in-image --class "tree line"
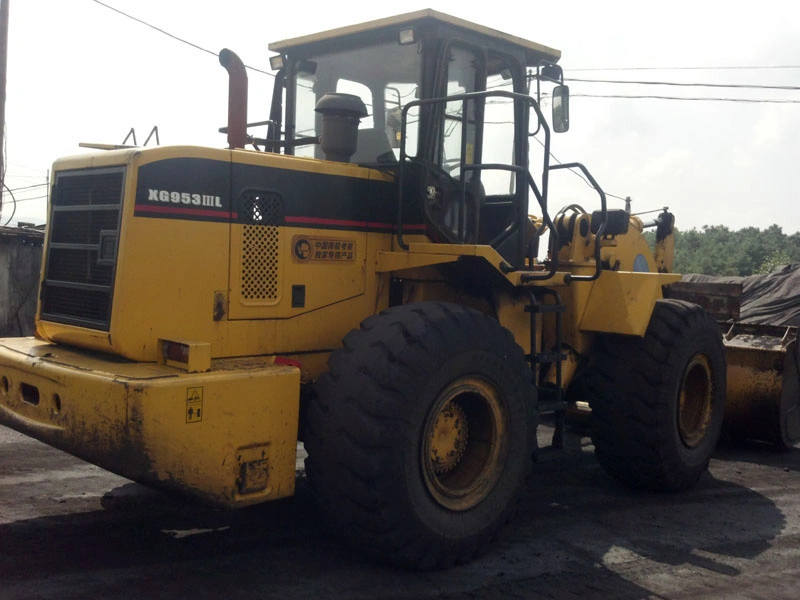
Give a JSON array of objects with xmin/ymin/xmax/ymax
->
[{"xmin": 644, "ymin": 224, "xmax": 800, "ymax": 276}]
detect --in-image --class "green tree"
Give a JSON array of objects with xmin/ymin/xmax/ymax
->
[
  {"xmin": 756, "ymin": 249, "xmax": 792, "ymax": 274},
  {"xmin": 646, "ymin": 224, "xmax": 800, "ymax": 276}
]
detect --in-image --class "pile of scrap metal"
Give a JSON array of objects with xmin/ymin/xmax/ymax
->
[{"xmin": 670, "ymin": 265, "xmax": 800, "ymax": 448}]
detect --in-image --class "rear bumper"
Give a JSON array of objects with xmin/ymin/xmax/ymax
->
[{"xmin": 0, "ymin": 338, "xmax": 300, "ymax": 508}]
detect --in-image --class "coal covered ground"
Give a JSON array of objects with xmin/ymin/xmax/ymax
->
[{"xmin": 1, "ymin": 424, "xmax": 798, "ymax": 600}]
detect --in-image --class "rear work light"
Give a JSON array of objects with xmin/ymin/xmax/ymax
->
[{"xmin": 159, "ymin": 339, "xmax": 211, "ymax": 373}]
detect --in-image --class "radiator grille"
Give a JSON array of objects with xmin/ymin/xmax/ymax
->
[
  {"xmin": 40, "ymin": 168, "xmax": 125, "ymax": 330},
  {"xmin": 240, "ymin": 191, "xmax": 282, "ymax": 301}
]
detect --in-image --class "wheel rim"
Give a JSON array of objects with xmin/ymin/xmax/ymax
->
[
  {"xmin": 678, "ymin": 355, "xmax": 713, "ymax": 448},
  {"xmin": 421, "ymin": 376, "xmax": 508, "ymax": 511}
]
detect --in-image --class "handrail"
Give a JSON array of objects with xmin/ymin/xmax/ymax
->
[
  {"xmin": 517, "ymin": 172, "xmax": 560, "ymax": 281},
  {"xmin": 396, "ymin": 90, "xmax": 607, "ymax": 285},
  {"xmin": 398, "ymin": 89, "xmax": 547, "ymax": 261},
  {"xmin": 548, "ymin": 162, "xmax": 607, "ymax": 282}
]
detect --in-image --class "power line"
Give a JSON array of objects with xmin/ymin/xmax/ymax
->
[
  {"xmin": 4, "ymin": 173, "xmax": 47, "ymax": 180},
  {"xmin": 572, "ymin": 93, "xmax": 800, "ymax": 104},
  {"xmin": 605, "ymin": 191, "xmax": 627, "ymax": 202},
  {"xmin": 568, "ymin": 77, "xmax": 800, "ymax": 92},
  {"xmin": 91, "ymin": 0, "xmax": 274, "ymax": 77},
  {"xmin": 6, "ymin": 194, "xmax": 46, "ymax": 203},
  {"xmin": 11, "ymin": 195, "xmax": 47, "ymax": 202},
  {"xmin": 530, "ymin": 136, "xmax": 627, "ymax": 203},
  {"xmin": 570, "ymin": 65, "xmax": 800, "ymax": 72},
  {"xmin": 6, "ymin": 182, "xmax": 46, "ymax": 193}
]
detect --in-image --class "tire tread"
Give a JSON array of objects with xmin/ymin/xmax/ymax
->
[
  {"xmin": 589, "ymin": 300, "xmax": 726, "ymax": 491},
  {"xmin": 305, "ymin": 302, "xmax": 535, "ymax": 569}
]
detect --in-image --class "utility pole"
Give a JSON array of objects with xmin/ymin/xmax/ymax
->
[{"xmin": 0, "ymin": 0, "xmax": 9, "ymax": 213}]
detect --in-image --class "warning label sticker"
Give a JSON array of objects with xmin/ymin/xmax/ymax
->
[
  {"xmin": 292, "ymin": 235, "xmax": 356, "ymax": 262},
  {"xmin": 186, "ymin": 387, "xmax": 203, "ymax": 423}
]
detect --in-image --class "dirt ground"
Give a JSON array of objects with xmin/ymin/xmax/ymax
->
[{"xmin": 1, "ymin": 423, "xmax": 798, "ymax": 600}]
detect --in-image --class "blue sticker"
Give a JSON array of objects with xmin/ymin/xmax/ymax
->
[{"xmin": 633, "ymin": 254, "xmax": 650, "ymax": 272}]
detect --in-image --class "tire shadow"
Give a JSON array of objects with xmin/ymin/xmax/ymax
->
[
  {"xmin": 499, "ymin": 446, "xmax": 788, "ymax": 590},
  {"xmin": 0, "ymin": 448, "xmax": 789, "ymax": 600}
]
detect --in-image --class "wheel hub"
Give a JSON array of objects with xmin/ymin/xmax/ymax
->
[
  {"xmin": 421, "ymin": 377, "xmax": 507, "ymax": 512},
  {"xmin": 430, "ymin": 402, "xmax": 468, "ymax": 474}
]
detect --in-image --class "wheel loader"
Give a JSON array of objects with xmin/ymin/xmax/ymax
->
[{"xmin": 0, "ymin": 10, "xmax": 796, "ymax": 570}]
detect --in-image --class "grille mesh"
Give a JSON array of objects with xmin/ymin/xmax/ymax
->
[
  {"xmin": 240, "ymin": 191, "xmax": 282, "ymax": 301},
  {"xmin": 48, "ymin": 248, "xmax": 113, "ymax": 285},
  {"xmin": 54, "ymin": 172, "xmax": 125, "ymax": 207},
  {"xmin": 49, "ymin": 209, "xmax": 119, "ymax": 245},
  {"xmin": 41, "ymin": 168, "xmax": 124, "ymax": 330},
  {"xmin": 42, "ymin": 287, "xmax": 112, "ymax": 323}
]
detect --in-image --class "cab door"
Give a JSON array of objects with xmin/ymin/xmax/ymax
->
[{"xmin": 421, "ymin": 44, "xmax": 485, "ymax": 244}]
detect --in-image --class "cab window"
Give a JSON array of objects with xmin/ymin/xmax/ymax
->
[{"xmin": 292, "ymin": 41, "xmax": 421, "ymax": 162}]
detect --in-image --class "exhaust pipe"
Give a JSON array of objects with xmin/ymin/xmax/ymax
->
[{"xmin": 219, "ymin": 48, "xmax": 248, "ymax": 150}]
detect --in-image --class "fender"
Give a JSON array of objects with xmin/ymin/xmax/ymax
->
[{"xmin": 579, "ymin": 270, "xmax": 681, "ymax": 337}]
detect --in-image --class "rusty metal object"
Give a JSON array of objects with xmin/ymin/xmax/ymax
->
[
  {"xmin": 430, "ymin": 401, "xmax": 468, "ymax": 474},
  {"xmin": 219, "ymin": 48, "xmax": 248, "ymax": 150},
  {"xmin": 665, "ymin": 281, "xmax": 742, "ymax": 321},
  {"xmin": 421, "ymin": 376, "xmax": 506, "ymax": 512},
  {"xmin": 723, "ymin": 324, "xmax": 800, "ymax": 449},
  {"xmin": 669, "ymin": 280, "xmax": 799, "ymax": 448}
]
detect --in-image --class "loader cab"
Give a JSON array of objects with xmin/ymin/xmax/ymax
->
[{"xmin": 268, "ymin": 10, "xmax": 564, "ymax": 264}]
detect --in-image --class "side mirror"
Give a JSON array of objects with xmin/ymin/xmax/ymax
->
[{"xmin": 552, "ymin": 85, "xmax": 570, "ymax": 133}]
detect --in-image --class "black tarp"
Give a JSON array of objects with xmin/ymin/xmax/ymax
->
[{"xmin": 682, "ymin": 264, "xmax": 800, "ymax": 327}]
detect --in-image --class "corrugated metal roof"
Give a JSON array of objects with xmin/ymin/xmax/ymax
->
[{"xmin": 0, "ymin": 225, "xmax": 45, "ymax": 240}]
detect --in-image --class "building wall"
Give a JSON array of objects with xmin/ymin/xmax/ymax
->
[{"xmin": 0, "ymin": 227, "xmax": 44, "ymax": 337}]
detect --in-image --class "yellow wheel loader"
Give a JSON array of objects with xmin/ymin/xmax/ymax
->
[{"xmin": 0, "ymin": 10, "xmax": 795, "ymax": 570}]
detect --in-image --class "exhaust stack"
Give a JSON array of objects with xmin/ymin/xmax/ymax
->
[{"xmin": 219, "ymin": 48, "xmax": 248, "ymax": 150}]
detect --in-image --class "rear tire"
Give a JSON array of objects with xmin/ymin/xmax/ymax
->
[
  {"xmin": 588, "ymin": 299, "xmax": 726, "ymax": 491},
  {"xmin": 304, "ymin": 302, "xmax": 535, "ymax": 569}
]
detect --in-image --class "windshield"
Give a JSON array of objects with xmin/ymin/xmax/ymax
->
[{"xmin": 292, "ymin": 40, "xmax": 422, "ymax": 162}]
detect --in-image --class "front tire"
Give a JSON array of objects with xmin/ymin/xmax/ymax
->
[
  {"xmin": 304, "ymin": 302, "xmax": 535, "ymax": 569},
  {"xmin": 589, "ymin": 299, "xmax": 726, "ymax": 491}
]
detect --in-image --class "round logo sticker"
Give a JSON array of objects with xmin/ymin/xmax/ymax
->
[
  {"xmin": 633, "ymin": 254, "xmax": 650, "ymax": 272},
  {"xmin": 294, "ymin": 239, "xmax": 311, "ymax": 260}
]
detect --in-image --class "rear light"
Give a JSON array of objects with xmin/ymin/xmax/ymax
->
[
  {"xmin": 162, "ymin": 340, "xmax": 190, "ymax": 364},
  {"xmin": 159, "ymin": 339, "xmax": 211, "ymax": 373},
  {"xmin": 274, "ymin": 356, "xmax": 302, "ymax": 369}
]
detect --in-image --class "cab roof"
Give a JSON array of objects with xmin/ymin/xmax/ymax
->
[{"xmin": 268, "ymin": 9, "xmax": 561, "ymax": 66}]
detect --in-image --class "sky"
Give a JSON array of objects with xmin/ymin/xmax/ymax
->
[{"xmin": 2, "ymin": 0, "xmax": 800, "ymax": 233}]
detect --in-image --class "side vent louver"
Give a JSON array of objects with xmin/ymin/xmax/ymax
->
[{"xmin": 240, "ymin": 191, "xmax": 283, "ymax": 302}]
